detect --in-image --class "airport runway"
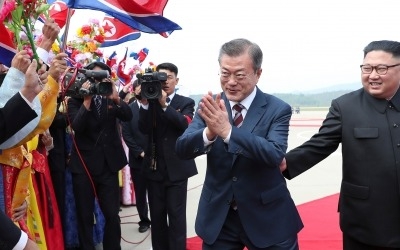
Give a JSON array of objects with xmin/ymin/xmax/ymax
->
[{"xmin": 116, "ymin": 110, "xmax": 342, "ymax": 249}]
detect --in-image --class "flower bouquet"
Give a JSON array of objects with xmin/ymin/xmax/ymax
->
[
  {"xmin": 66, "ymin": 18, "xmax": 105, "ymax": 68},
  {"xmin": 0, "ymin": 0, "xmax": 50, "ymax": 62}
]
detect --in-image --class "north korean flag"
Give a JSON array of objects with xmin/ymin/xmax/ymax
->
[
  {"xmin": 101, "ymin": 15, "xmax": 141, "ymax": 47},
  {"xmin": 47, "ymin": 0, "xmax": 181, "ymax": 34},
  {"xmin": 0, "ymin": 24, "xmax": 17, "ymax": 67},
  {"xmin": 38, "ymin": 1, "xmax": 74, "ymax": 28}
]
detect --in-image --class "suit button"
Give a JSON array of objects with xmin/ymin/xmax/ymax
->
[
  {"xmin": 394, "ymin": 124, "xmax": 399, "ymax": 128},
  {"xmin": 397, "ymin": 143, "xmax": 400, "ymax": 147},
  {"xmin": 232, "ymin": 177, "xmax": 237, "ymax": 182}
]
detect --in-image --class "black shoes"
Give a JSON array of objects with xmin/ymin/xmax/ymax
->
[{"xmin": 138, "ymin": 225, "xmax": 150, "ymax": 233}]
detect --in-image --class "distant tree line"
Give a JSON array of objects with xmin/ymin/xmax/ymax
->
[
  {"xmin": 274, "ymin": 90, "xmax": 353, "ymax": 107},
  {"xmin": 189, "ymin": 89, "xmax": 355, "ymax": 108}
]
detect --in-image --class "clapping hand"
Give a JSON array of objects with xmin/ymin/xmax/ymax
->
[{"xmin": 198, "ymin": 91, "xmax": 231, "ymax": 140}]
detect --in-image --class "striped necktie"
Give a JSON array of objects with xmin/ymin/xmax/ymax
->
[
  {"xmin": 233, "ymin": 103, "xmax": 244, "ymax": 127},
  {"xmin": 94, "ymin": 95, "xmax": 102, "ymax": 116}
]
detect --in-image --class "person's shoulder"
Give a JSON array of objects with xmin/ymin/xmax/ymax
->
[
  {"xmin": 261, "ymin": 91, "xmax": 290, "ymax": 107},
  {"xmin": 175, "ymin": 94, "xmax": 195, "ymax": 102},
  {"xmin": 68, "ymin": 96, "xmax": 83, "ymax": 103},
  {"xmin": 334, "ymin": 88, "xmax": 364, "ymax": 102}
]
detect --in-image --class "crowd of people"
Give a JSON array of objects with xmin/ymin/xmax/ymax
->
[
  {"xmin": 0, "ymin": 13, "xmax": 198, "ymax": 249},
  {"xmin": 2, "ymin": 4, "xmax": 400, "ymax": 249}
]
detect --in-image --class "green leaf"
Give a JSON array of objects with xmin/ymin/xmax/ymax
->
[{"xmin": 12, "ymin": 5, "xmax": 24, "ymax": 21}]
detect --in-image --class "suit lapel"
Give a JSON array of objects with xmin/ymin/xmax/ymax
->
[
  {"xmin": 170, "ymin": 94, "xmax": 181, "ymax": 110},
  {"xmin": 240, "ymin": 89, "xmax": 268, "ymax": 132}
]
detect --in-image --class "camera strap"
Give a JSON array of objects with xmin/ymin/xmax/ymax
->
[
  {"xmin": 60, "ymin": 67, "xmax": 79, "ymax": 98},
  {"xmin": 150, "ymin": 101, "xmax": 157, "ymax": 171}
]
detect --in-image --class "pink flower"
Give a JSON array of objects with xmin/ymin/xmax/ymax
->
[
  {"xmin": 89, "ymin": 18, "xmax": 100, "ymax": 25},
  {"xmin": 0, "ymin": 1, "xmax": 16, "ymax": 22}
]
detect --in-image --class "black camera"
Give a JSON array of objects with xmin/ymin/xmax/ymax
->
[
  {"xmin": 63, "ymin": 69, "xmax": 112, "ymax": 98},
  {"xmin": 136, "ymin": 68, "xmax": 167, "ymax": 99}
]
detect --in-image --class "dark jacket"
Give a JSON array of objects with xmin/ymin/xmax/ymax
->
[
  {"xmin": 138, "ymin": 94, "xmax": 197, "ymax": 181},
  {"xmin": 67, "ymin": 96, "xmax": 132, "ymax": 174},
  {"xmin": 284, "ymin": 88, "xmax": 400, "ymax": 247},
  {"xmin": 121, "ymin": 100, "xmax": 148, "ymax": 170},
  {"xmin": 0, "ymin": 93, "xmax": 37, "ymax": 144}
]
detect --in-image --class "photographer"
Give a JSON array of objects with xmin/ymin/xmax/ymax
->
[
  {"xmin": 137, "ymin": 62, "xmax": 197, "ymax": 250},
  {"xmin": 67, "ymin": 61, "xmax": 132, "ymax": 250}
]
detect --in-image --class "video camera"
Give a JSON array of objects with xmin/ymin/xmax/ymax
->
[
  {"xmin": 136, "ymin": 68, "xmax": 167, "ymax": 100},
  {"xmin": 63, "ymin": 69, "xmax": 113, "ymax": 98}
]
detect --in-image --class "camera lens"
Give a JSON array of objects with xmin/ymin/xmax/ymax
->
[
  {"xmin": 147, "ymin": 86, "xmax": 156, "ymax": 94},
  {"xmin": 142, "ymin": 82, "xmax": 162, "ymax": 99},
  {"xmin": 97, "ymin": 82, "xmax": 113, "ymax": 96}
]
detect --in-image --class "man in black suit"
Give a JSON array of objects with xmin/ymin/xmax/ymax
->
[
  {"xmin": 138, "ymin": 62, "xmax": 197, "ymax": 250},
  {"xmin": 0, "ymin": 58, "xmax": 45, "ymax": 250},
  {"xmin": 281, "ymin": 40, "xmax": 400, "ymax": 249},
  {"xmin": 121, "ymin": 80, "xmax": 151, "ymax": 233},
  {"xmin": 67, "ymin": 61, "xmax": 132, "ymax": 250}
]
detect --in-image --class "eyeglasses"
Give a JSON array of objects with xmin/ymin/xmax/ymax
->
[
  {"xmin": 219, "ymin": 70, "xmax": 252, "ymax": 82},
  {"xmin": 360, "ymin": 63, "xmax": 400, "ymax": 75}
]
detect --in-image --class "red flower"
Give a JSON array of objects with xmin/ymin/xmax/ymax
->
[
  {"xmin": 81, "ymin": 25, "xmax": 92, "ymax": 35},
  {"xmin": 94, "ymin": 49, "xmax": 103, "ymax": 57},
  {"xmin": 93, "ymin": 34, "xmax": 104, "ymax": 43},
  {"xmin": 70, "ymin": 49, "xmax": 80, "ymax": 60}
]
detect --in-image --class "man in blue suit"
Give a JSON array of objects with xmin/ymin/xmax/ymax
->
[{"xmin": 175, "ymin": 38, "xmax": 303, "ymax": 250}]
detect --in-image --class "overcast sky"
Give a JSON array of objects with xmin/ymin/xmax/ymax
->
[{"xmin": 68, "ymin": 0, "xmax": 400, "ymax": 95}]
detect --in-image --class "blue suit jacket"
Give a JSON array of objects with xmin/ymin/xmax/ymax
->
[{"xmin": 176, "ymin": 87, "xmax": 303, "ymax": 248}]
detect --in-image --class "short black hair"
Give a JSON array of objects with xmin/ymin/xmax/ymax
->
[
  {"xmin": 84, "ymin": 61, "xmax": 112, "ymax": 75},
  {"xmin": 363, "ymin": 40, "xmax": 400, "ymax": 58},
  {"xmin": 156, "ymin": 62, "xmax": 178, "ymax": 76}
]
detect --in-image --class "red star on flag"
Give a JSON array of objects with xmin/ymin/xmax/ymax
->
[{"xmin": 102, "ymin": 21, "xmax": 114, "ymax": 34}]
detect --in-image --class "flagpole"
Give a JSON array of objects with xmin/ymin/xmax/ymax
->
[{"xmin": 61, "ymin": 8, "xmax": 74, "ymax": 52}]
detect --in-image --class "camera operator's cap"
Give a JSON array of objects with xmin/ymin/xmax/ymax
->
[{"xmin": 84, "ymin": 61, "xmax": 112, "ymax": 75}]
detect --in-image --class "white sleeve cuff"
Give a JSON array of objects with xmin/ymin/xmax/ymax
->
[
  {"xmin": 12, "ymin": 230, "xmax": 28, "ymax": 250},
  {"xmin": 36, "ymin": 47, "xmax": 50, "ymax": 64},
  {"xmin": 203, "ymin": 128, "xmax": 217, "ymax": 147},
  {"xmin": 222, "ymin": 128, "xmax": 232, "ymax": 144}
]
